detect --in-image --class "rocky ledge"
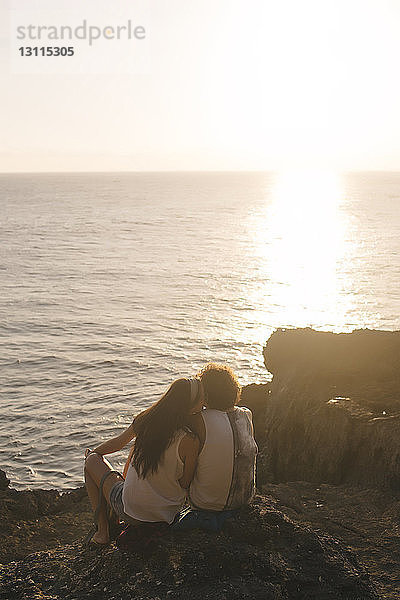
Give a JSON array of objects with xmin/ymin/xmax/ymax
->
[
  {"xmin": 0, "ymin": 471, "xmax": 382, "ymax": 600},
  {"xmin": 2, "ymin": 468, "xmax": 400, "ymax": 598}
]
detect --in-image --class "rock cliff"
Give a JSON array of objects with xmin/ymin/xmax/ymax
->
[{"xmin": 256, "ymin": 328, "xmax": 400, "ymax": 490}]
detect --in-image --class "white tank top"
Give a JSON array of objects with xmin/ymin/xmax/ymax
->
[
  {"xmin": 122, "ymin": 429, "xmax": 186, "ymax": 524},
  {"xmin": 189, "ymin": 407, "xmax": 257, "ymax": 511}
]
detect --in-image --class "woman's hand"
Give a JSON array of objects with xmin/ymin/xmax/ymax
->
[{"xmin": 89, "ymin": 422, "xmax": 136, "ymax": 457}]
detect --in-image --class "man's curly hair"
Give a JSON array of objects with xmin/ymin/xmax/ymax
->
[{"xmin": 198, "ymin": 363, "xmax": 241, "ymax": 410}]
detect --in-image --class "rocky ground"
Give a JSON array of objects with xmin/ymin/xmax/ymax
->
[
  {"xmin": 262, "ymin": 482, "xmax": 400, "ymax": 599},
  {"xmin": 1, "ymin": 470, "xmax": 399, "ymax": 599}
]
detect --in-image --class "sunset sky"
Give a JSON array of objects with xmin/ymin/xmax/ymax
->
[{"xmin": 1, "ymin": 0, "xmax": 400, "ymax": 172}]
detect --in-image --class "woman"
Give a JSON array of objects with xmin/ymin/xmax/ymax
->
[{"xmin": 84, "ymin": 377, "xmax": 203, "ymax": 546}]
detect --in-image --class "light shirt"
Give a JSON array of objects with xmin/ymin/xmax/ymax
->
[
  {"xmin": 189, "ymin": 407, "xmax": 257, "ymax": 511},
  {"xmin": 122, "ymin": 429, "xmax": 186, "ymax": 524}
]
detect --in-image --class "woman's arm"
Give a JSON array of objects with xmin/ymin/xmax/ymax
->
[
  {"xmin": 178, "ymin": 433, "xmax": 200, "ymax": 489},
  {"xmin": 90, "ymin": 421, "xmax": 136, "ymax": 456}
]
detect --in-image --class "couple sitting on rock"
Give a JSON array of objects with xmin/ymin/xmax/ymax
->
[{"xmin": 84, "ymin": 363, "xmax": 258, "ymax": 547}]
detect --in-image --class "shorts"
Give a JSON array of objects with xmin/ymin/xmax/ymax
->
[{"xmin": 109, "ymin": 482, "xmax": 138, "ymax": 525}]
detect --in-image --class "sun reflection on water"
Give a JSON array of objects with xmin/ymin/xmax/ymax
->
[{"xmin": 253, "ymin": 169, "xmax": 356, "ymax": 333}]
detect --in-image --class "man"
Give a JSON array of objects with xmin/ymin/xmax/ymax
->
[{"xmin": 180, "ymin": 363, "xmax": 257, "ymax": 528}]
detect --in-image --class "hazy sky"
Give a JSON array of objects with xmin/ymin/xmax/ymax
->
[{"xmin": 1, "ymin": 0, "xmax": 400, "ymax": 172}]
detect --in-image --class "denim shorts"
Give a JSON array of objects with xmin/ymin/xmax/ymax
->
[{"xmin": 109, "ymin": 481, "xmax": 138, "ymax": 525}]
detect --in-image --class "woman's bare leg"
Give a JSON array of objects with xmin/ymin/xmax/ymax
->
[
  {"xmin": 84, "ymin": 453, "xmax": 123, "ymax": 544},
  {"xmin": 84, "ymin": 469, "xmax": 109, "ymax": 544}
]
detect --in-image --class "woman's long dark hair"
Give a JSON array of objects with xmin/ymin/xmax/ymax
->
[{"xmin": 131, "ymin": 378, "xmax": 195, "ymax": 479}]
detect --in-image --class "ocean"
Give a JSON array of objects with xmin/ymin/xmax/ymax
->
[{"xmin": 1, "ymin": 171, "xmax": 399, "ymax": 489}]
